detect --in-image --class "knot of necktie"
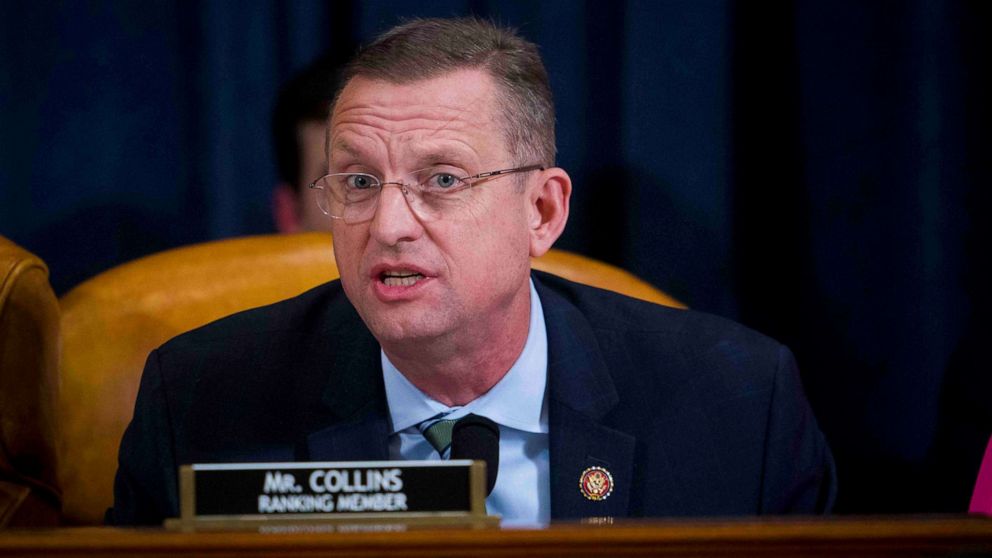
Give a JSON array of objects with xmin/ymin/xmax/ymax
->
[{"xmin": 418, "ymin": 415, "xmax": 458, "ymax": 457}]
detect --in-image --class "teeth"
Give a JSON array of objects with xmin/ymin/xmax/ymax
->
[{"xmin": 382, "ymin": 273, "xmax": 424, "ymax": 287}]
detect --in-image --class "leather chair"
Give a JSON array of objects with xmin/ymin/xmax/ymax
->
[
  {"xmin": 0, "ymin": 237, "xmax": 61, "ymax": 527},
  {"xmin": 58, "ymin": 232, "xmax": 683, "ymax": 524}
]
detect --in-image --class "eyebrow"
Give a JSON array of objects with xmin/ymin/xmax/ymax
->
[
  {"xmin": 410, "ymin": 148, "xmax": 472, "ymax": 168},
  {"xmin": 329, "ymin": 139, "xmax": 362, "ymax": 159},
  {"xmin": 328, "ymin": 140, "xmax": 474, "ymax": 170}
]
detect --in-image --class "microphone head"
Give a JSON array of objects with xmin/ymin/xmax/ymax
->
[{"xmin": 450, "ymin": 414, "xmax": 500, "ymax": 496}]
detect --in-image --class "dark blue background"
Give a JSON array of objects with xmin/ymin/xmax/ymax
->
[{"xmin": 2, "ymin": 0, "xmax": 989, "ymax": 513}]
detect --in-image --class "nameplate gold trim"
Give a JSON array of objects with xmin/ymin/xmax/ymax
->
[{"xmin": 168, "ymin": 460, "xmax": 495, "ymax": 530}]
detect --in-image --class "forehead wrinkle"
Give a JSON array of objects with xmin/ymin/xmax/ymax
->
[
  {"xmin": 329, "ymin": 86, "xmax": 496, "ymax": 172},
  {"xmin": 420, "ymin": 86, "xmax": 494, "ymax": 139},
  {"xmin": 332, "ymin": 125, "xmax": 485, "ymax": 172},
  {"xmin": 331, "ymin": 129, "xmax": 478, "ymax": 162},
  {"xmin": 333, "ymin": 111, "xmax": 484, "ymax": 136},
  {"xmin": 333, "ymin": 90, "xmax": 492, "ymax": 130},
  {"xmin": 394, "ymin": 91, "xmax": 495, "ymax": 166}
]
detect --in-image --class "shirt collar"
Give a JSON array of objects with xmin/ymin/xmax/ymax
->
[{"xmin": 383, "ymin": 278, "xmax": 548, "ymax": 435}]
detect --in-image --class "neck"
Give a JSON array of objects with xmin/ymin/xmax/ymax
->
[{"xmin": 382, "ymin": 282, "xmax": 532, "ymax": 407}]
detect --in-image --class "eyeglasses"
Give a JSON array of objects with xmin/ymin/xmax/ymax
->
[{"xmin": 308, "ymin": 164, "xmax": 544, "ymax": 224}]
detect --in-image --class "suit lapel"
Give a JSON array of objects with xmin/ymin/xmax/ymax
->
[
  {"xmin": 305, "ymin": 309, "xmax": 391, "ymax": 462},
  {"xmin": 549, "ymin": 401, "xmax": 635, "ymax": 518},
  {"xmin": 306, "ymin": 410, "xmax": 390, "ymax": 461},
  {"xmin": 535, "ymin": 275, "xmax": 636, "ymax": 519}
]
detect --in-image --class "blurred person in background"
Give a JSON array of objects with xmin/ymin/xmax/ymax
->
[{"xmin": 271, "ymin": 55, "xmax": 341, "ymax": 233}]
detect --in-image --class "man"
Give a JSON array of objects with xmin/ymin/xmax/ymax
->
[
  {"xmin": 270, "ymin": 55, "xmax": 339, "ymax": 233},
  {"xmin": 111, "ymin": 17, "xmax": 835, "ymax": 526}
]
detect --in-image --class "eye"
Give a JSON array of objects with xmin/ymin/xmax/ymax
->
[
  {"xmin": 345, "ymin": 174, "xmax": 376, "ymax": 190},
  {"xmin": 428, "ymin": 173, "xmax": 461, "ymax": 190}
]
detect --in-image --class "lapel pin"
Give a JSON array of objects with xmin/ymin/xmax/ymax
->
[{"xmin": 579, "ymin": 466, "xmax": 614, "ymax": 501}]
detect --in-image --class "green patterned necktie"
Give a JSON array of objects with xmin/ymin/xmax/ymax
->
[{"xmin": 419, "ymin": 417, "xmax": 458, "ymax": 457}]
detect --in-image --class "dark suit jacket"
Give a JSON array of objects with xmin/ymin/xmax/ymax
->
[{"xmin": 110, "ymin": 272, "xmax": 836, "ymax": 525}]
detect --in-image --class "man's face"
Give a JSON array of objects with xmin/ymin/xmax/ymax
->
[
  {"xmin": 328, "ymin": 69, "xmax": 535, "ymax": 346},
  {"xmin": 296, "ymin": 120, "xmax": 333, "ymax": 232}
]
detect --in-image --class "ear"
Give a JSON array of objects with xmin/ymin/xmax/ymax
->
[
  {"xmin": 527, "ymin": 167, "xmax": 571, "ymax": 258},
  {"xmin": 272, "ymin": 184, "xmax": 303, "ymax": 234}
]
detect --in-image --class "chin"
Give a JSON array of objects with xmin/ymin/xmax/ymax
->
[
  {"xmin": 370, "ymin": 323, "xmax": 449, "ymax": 348},
  {"xmin": 360, "ymin": 308, "xmax": 454, "ymax": 346}
]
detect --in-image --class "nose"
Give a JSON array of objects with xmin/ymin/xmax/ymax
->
[{"xmin": 368, "ymin": 183, "xmax": 424, "ymax": 246}]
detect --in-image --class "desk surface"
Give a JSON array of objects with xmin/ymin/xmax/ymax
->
[{"xmin": 2, "ymin": 516, "xmax": 992, "ymax": 557}]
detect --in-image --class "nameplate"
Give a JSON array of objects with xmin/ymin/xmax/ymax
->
[{"xmin": 170, "ymin": 460, "xmax": 492, "ymax": 529}]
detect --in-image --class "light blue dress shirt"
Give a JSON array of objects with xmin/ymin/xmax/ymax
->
[{"xmin": 382, "ymin": 279, "xmax": 550, "ymax": 526}]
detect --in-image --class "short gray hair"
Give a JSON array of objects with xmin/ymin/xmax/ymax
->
[{"xmin": 339, "ymin": 17, "xmax": 556, "ymax": 167}]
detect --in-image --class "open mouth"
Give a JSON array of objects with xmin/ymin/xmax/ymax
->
[{"xmin": 380, "ymin": 270, "xmax": 425, "ymax": 287}]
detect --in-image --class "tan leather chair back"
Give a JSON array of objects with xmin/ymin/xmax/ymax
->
[
  {"xmin": 533, "ymin": 249, "xmax": 682, "ymax": 308},
  {"xmin": 0, "ymin": 237, "xmax": 61, "ymax": 527},
  {"xmin": 58, "ymin": 233, "xmax": 338, "ymax": 524},
  {"xmin": 59, "ymin": 232, "xmax": 682, "ymax": 524}
]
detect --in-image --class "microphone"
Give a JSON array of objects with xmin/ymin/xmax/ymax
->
[{"xmin": 450, "ymin": 414, "xmax": 500, "ymax": 496}]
